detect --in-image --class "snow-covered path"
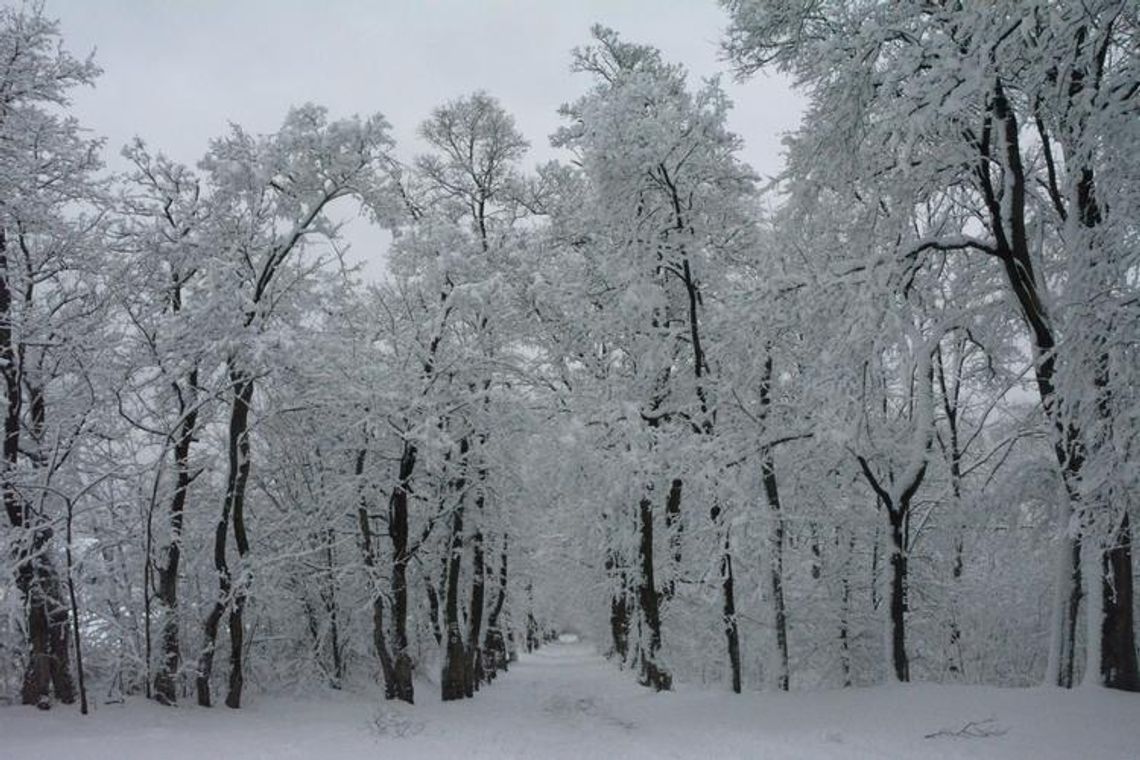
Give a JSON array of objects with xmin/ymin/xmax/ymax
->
[{"xmin": 2, "ymin": 641, "xmax": 1138, "ymax": 759}]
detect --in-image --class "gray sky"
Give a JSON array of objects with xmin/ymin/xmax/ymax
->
[{"xmin": 49, "ymin": 0, "xmax": 803, "ymax": 277}]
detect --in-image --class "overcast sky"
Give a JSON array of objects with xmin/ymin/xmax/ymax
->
[{"xmin": 48, "ymin": 0, "xmax": 804, "ymax": 277}]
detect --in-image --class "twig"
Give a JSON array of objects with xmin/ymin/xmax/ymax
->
[{"xmin": 924, "ymin": 717, "xmax": 1008, "ymax": 740}]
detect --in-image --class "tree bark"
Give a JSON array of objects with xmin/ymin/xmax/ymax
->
[
  {"xmin": 758, "ymin": 355, "xmax": 789, "ymax": 691},
  {"xmin": 762, "ymin": 455, "xmax": 789, "ymax": 692},
  {"xmin": 482, "ymin": 540, "xmax": 509, "ymax": 679},
  {"xmin": 440, "ymin": 504, "xmax": 468, "ymax": 700},
  {"xmin": 857, "ymin": 454, "xmax": 925, "ymax": 684},
  {"xmin": 887, "ymin": 510, "xmax": 910, "ymax": 683},
  {"xmin": 223, "ymin": 371, "xmax": 254, "ymax": 709},
  {"xmin": 154, "ymin": 368, "xmax": 199, "ymax": 705},
  {"xmin": 720, "ymin": 524, "xmax": 741, "ymax": 694},
  {"xmin": 663, "ymin": 478, "xmax": 682, "ymax": 600},
  {"xmin": 320, "ymin": 529, "xmax": 344, "ymax": 688},
  {"xmin": 466, "ymin": 525, "xmax": 485, "ymax": 696},
  {"xmin": 387, "ymin": 440, "xmax": 416, "ymax": 703},
  {"xmin": 197, "ymin": 369, "xmax": 254, "ymax": 708},
  {"xmin": 354, "ymin": 449, "xmax": 396, "ymax": 697},
  {"xmin": 441, "ymin": 437, "xmax": 470, "ymax": 701},
  {"xmin": 637, "ymin": 494, "xmax": 671, "ymax": 691},
  {"xmin": 426, "ymin": 578, "xmax": 443, "ymax": 647},
  {"xmin": 1102, "ymin": 513, "xmax": 1139, "ymax": 691}
]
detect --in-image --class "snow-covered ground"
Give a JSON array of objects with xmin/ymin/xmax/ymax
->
[{"xmin": 2, "ymin": 642, "xmax": 1137, "ymax": 759}]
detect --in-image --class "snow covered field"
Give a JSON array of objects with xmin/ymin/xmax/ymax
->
[{"xmin": 3, "ymin": 641, "xmax": 1137, "ymax": 760}]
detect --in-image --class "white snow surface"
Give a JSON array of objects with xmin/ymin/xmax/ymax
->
[{"xmin": 3, "ymin": 641, "xmax": 1138, "ymax": 759}]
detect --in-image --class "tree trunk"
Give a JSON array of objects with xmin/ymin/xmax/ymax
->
[
  {"xmin": 223, "ymin": 371, "xmax": 254, "ymax": 709},
  {"xmin": 762, "ymin": 454, "xmax": 790, "ymax": 691},
  {"xmin": 388, "ymin": 440, "xmax": 416, "ymax": 703},
  {"xmin": 888, "ymin": 511, "xmax": 910, "ymax": 683},
  {"xmin": 196, "ymin": 589, "xmax": 225, "ymax": 706},
  {"xmin": 839, "ymin": 530, "xmax": 853, "ymax": 688},
  {"xmin": 483, "ymin": 541, "xmax": 509, "ymax": 679},
  {"xmin": 637, "ymin": 494, "xmax": 671, "ymax": 691},
  {"xmin": 607, "ymin": 553, "xmax": 629, "ymax": 664},
  {"xmin": 426, "ymin": 579, "xmax": 443, "ymax": 647},
  {"xmin": 757, "ymin": 353, "xmax": 789, "ymax": 690},
  {"xmin": 154, "ymin": 369, "xmax": 199, "ymax": 705},
  {"xmin": 18, "ymin": 543, "xmax": 76, "ymax": 708},
  {"xmin": 354, "ymin": 449, "xmax": 396, "ymax": 697},
  {"xmin": 321, "ymin": 529, "xmax": 344, "ymax": 688},
  {"xmin": 197, "ymin": 369, "xmax": 254, "ymax": 709},
  {"xmin": 441, "ymin": 503, "xmax": 468, "ymax": 700},
  {"xmin": 1102, "ymin": 512, "xmax": 1139, "ymax": 691},
  {"xmin": 1053, "ymin": 537, "xmax": 1082, "ymax": 688},
  {"xmin": 856, "ymin": 455, "xmax": 924, "ymax": 685},
  {"xmin": 466, "ymin": 525, "xmax": 485, "ymax": 696},
  {"xmin": 441, "ymin": 436, "xmax": 470, "ymax": 701},
  {"xmin": 721, "ymin": 527, "xmax": 741, "ymax": 694},
  {"xmin": 663, "ymin": 478, "xmax": 682, "ymax": 600},
  {"xmin": 64, "ymin": 494, "xmax": 88, "ymax": 714}
]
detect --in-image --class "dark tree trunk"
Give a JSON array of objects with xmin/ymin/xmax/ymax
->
[
  {"xmin": 721, "ymin": 529, "xmax": 741, "ymax": 694},
  {"xmin": 63, "ymin": 493, "xmax": 87, "ymax": 713},
  {"xmin": 224, "ymin": 600, "xmax": 245, "ymax": 709},
  {"xmin": 196, "ymin": 591, "xmax": 225, "ymax": 706},
  {"xmin": 710, "ymin": 500, "xmax": 741, "ymax": 694},
  {"xmin": 18, "ymin": 544, "xmax": 76, "ymax": 708},
  {"xmin": 610, "ymin": 593, "xmax": 629, "ymax": 663},
  {"xmin": 888, "ymin": 511, "xmax": 910, "ymax": 683},
  {"xmin": 154, "ymin": 368, "xmax": 199, "ymax": 705},
  {"xmin": 371, "ymin": 595, "xmax": 396, "ymax": 698},
  {"xmin": 441, "ymin": 502, "xmax": 468, "ymax": 700},
  {"xmin": 482, "ymin": 541, "xmax": 509, "ymax": 679},
  {"xmin": 762, "ymin": 455, "xmax": 789, "ymax": 692},
  {"xmin": 663, "ymin": 478, "xmax": 682, "ymax": 600},
  {"xmin": 355, "ymin": 449, "xmax": 396, "ymax": 697},
  {"xmin": 388, "ymin": 440, "xmax": 416, "ymax": 703},
  {"xmin": 321, "ymin": 529, "xmax": 344, "ymax": 688},
  {"xmin": 426, "ymin": 579, "xmax": 443, "ymax": 647},
  {"xmin": 197, "ymin": 369, "xmax": 254, "ymax": 709},
  {"xmin": 637, "ymin": 494, "xmax": 671, "ymax": 691},
  {"xmin": 223, "ymin": 371, "xmax": 254, "ymax": 709},
  {"xmin": 525, "ymin": 581, "xmax": 540, "ymax": 653},
  {"xmin": 757, "ymin": 354, "xmax": 789, "ymax": 691},
  {"xmin": 935, "ymin": 343, "xmax": 965, "ymax": 677},
  {"xmin": 857, "ymin": 453, "xmax": 926, "ymax": 685},
  {"xmin": 465, "ymin": 525, "xmax": 485, "ymax": 696},
  {"xmin": 1102, "ymin": 512, "xmax": 1139, "ymax": 691},
  {"xmin": 441, "ymin": 436, "xmax": 470, "ymax": 701},
  {"xmin": 606, "ymin": 550, "xmax": 629, "ymax": 663},
  {"xmin": 1059, "ymin": 539, "xmax": 1082, "ymax": 689},
  {"xmin": 839, "ymin": 530, "xmax": 853, "ymax": 688}
]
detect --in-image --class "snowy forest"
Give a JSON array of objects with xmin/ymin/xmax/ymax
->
[{"xmin": 1, "ymin": 1, "xmax": 1138, "ymax": 758}]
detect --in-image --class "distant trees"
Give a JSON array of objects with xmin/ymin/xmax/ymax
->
[{"xmin": 543, "ymin": 25, "xmax": 763, "ymax": 692}]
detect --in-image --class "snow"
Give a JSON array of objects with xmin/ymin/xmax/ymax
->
[{"xmin": 2, "ymin": 641, "xmax": 1137, "ymax": 759}]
